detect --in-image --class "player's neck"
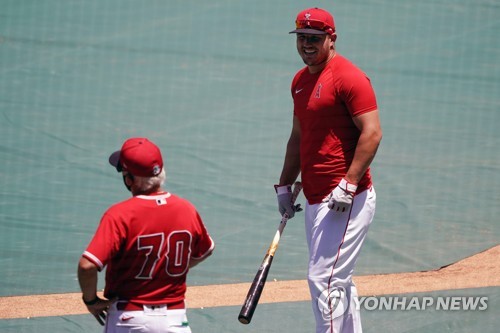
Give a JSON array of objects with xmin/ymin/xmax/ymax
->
[{"xmin": 132, "ymin": 187, "xmax": 165, "ymax": 196}]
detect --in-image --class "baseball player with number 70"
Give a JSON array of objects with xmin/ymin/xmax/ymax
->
[
  {"xmin": 276, "ymin": 8, "xmax": 382, "ymax": 333},
  {"xmin": 78, "ymin": 138, "xmax": 215, "ymax": 333}
]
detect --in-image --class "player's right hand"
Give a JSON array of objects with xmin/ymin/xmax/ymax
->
[
  {"xmin": 275, "ymin": 185, "xmax": 302, "ymax": 218},
  {"xmin": 84, "ymin": 296, "xmax": 118, "ymax": 326},
  {"xmin": 323, "ymin": 178, "xmax": 357, "ymax": 212}
]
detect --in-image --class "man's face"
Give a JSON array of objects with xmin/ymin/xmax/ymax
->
[{"xmin": 296, "ymin": 33, "xmax": 334, "ymax": 70}]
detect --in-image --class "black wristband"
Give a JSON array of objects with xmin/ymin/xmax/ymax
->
[{"xmin": 82, "ymin": 296, "xmax": 99, "ymax": 306}]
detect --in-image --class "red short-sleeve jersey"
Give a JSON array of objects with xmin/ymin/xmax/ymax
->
[
  {"xmin": 82, "ymin": 192, "xmax": 214, "ymax": 304},
  {"xmin": 291, "ymin": 54, "xmax": 378, "ymax": 204}
]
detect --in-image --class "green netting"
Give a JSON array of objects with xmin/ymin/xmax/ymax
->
[{"xmin": 1, "ymin": 0, "xmax": 498, "ymax": 332}]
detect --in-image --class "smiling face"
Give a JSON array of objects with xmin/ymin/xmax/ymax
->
[{"xmin": 296, "ymin": 33, "xmax": 336, "ymax": 73}]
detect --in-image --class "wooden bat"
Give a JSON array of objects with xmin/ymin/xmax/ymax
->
[{"xmin": 238, "ymin": 181, "xmax": 303, "ymax": 324}]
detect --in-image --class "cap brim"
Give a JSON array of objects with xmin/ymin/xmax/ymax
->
[
  {"xmin": 108, "ymin": 150, "xmax": 122, "ymax": 172},
  {"xmin": 289, "ymin": 28, "xmax": 328, "ymax": 35}
]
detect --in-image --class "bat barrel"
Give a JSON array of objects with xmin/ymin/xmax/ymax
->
[{"xmin": 238, "ymin": 255, "xmax": 274, "ymax": 324}]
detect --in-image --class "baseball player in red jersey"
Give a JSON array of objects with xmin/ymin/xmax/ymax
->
[
  {"xmin": 78, "ymin": 138, "xmax": 215, "ymax": 333},
  {"xmin": 276, "ymin": 8, "xmax": 382, "ymax": 333}
]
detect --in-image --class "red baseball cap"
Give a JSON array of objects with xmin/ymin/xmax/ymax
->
[
  {"xmin": 289, "ymin": 8, "xmax": 335, "ymax": 35},
  {"xmin": 109, "ymin": 138, "xmax": 163, "ymax": 177}
]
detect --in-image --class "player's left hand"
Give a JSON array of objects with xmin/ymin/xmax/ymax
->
[
  {"xmin": 83, "ymin": 296, "xmax": 117, "ymax": 325},
  {"xmin": 324, "ymin": 178, "xmax": 357, "ymax": 212},
  {"xmin": 275, "ymin": 184, "xmax": 302, "ymax": 218}
]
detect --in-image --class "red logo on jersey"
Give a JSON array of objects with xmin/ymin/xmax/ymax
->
[{"xmin": 315, "ymin": 83, "xmax": 323, "ymax": 98}]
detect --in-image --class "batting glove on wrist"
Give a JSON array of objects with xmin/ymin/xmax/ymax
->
[
  {"xmin": 324, "ymin": 178, "xmax": 357, "ymax": 212},
  {"xmin": 275, "ymin": 185, "xmax": 302, "ymax": 218}
]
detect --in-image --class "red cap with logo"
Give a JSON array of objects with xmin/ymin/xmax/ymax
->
[
  {"xmin": 109, "ymin": 138, "xmax": 163, "ymax": 177},
  {"xmin": 289, "ymin": 7, "xmax": 335, "ymax": 35}
]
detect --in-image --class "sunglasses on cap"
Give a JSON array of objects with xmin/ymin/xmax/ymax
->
[{"xmin": 295, "ymin": 19, "xmax": 334, "ymax": 34}]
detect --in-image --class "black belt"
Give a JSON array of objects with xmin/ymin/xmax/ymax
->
[{"xmin": 116, "ymin": 300, "xmax": 185, "ymax": 311}]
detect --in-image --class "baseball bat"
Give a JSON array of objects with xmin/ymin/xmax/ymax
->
[{"xmin": 238, "ymin": 181, "xmax": 302, "ymax": 324}]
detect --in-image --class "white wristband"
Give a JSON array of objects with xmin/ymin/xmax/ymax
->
[
  {"xmin": 339, "ymin": 178, "xmax": 357, "ymax": 194},
  {"xmin": 275, "ymin": 185, "xmax": 292, "ymax": 195}
]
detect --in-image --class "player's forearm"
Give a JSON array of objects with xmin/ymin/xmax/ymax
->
[
  {"xmin": 279, "ymin": 129, "xmax": 301, "ymax": 185},
  {"xmin": 345, "ymin": 128, "xmax": 382, "ymax": 185},
  {"xmin": 78, "ymin": 257, "xmax": 99, "ymax": 301},
  {"xmin": 280, "ymin": 165, "xmax": 300, "ymax": 188},
  {"xmin": 279, "ymin": 153, "xmax": 300, "ymax": 185}
]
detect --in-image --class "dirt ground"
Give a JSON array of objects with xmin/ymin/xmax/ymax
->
[{"xmin": 0, "ymin": 245, "xmax": 498, "ymax": 319}]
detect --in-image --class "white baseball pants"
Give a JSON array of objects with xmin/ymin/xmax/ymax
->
[
  {"xmin": 104, "ymin": 303, "xmax": 191, "ymax": 333},
  {"xmin": 305, "ymin": 187, "xmax": 376, "ymax": 333}
]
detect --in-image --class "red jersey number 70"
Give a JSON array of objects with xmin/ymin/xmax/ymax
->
[{"xmin": 135, "ymin": 231, "xmax": 193, "ymax": 279}]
